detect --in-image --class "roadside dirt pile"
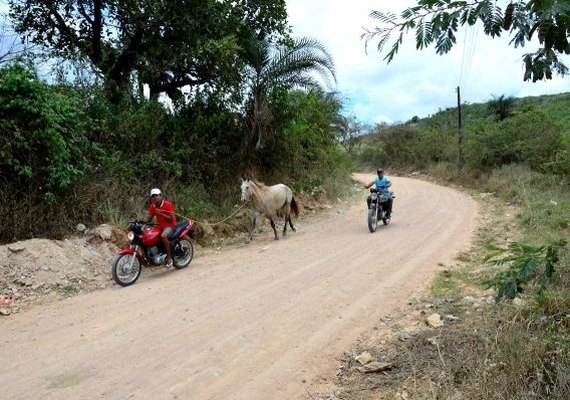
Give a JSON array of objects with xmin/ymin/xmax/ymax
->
[{"xmin": 0, "ymin": 225, "xmax": 123, "ymax": 315}]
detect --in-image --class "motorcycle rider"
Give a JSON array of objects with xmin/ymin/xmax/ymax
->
[
  {"xmin": 363, "ymin": 168, "xmax": 393, "ymax": 219},
  {"xmin": 142, "ymin": 188, "xmax": 177, "ymax": 267}
]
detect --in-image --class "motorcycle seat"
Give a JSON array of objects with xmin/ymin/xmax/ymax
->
[{"xmin": 168, "ymin": 220, "xmax": 190, "ymax": 240}]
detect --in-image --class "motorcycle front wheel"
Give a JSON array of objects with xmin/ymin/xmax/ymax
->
[
  {"xmin": 173, "ymin": 236, "xmax": 194, "ymax": 269},
  {"xmin": 367, "ymin": 208, "xmax": 378, "ymax": 233},
  {"xmin": 111, "ymin": 253, "xmax": 142, "ymax": 286}
]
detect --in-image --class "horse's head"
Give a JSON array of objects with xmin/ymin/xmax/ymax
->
[{"xmin": 240, "ymin": 178, "xmax": 252, "ymax": 202}]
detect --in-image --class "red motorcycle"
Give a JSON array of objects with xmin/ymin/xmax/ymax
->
[{"xmin": 111, "ymin": 219, "xmax": 195, "ymax": 286}]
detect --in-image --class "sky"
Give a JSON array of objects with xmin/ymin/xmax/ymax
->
[{"xmin": 286, "ymin": 0, "xmax": 570, "ymax": 124}]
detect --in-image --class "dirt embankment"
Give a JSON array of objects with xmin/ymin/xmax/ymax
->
[{"xmin": 0, "ymin": 226, "xmax": 124, "ymax": 314}]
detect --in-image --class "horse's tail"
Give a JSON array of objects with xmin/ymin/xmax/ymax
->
[{"xmin": 291, "ymin": 197, "xmax": 299, "ymax": 217}]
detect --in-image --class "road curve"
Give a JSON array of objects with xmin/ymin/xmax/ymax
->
[{"xmin": 0, "ymin": 175, "xmax": 478, "ymax": 400}]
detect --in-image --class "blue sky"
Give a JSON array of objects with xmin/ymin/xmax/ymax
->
[{"xmin": 286, "ymin": 0, "xmax": 570, "ymax": 124}]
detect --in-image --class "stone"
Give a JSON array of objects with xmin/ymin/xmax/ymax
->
[
  {"xmin": 0, "ymin": 307, "xmax": 11, "ymax": 316},
  {"xmin": 355, "ymin": 351, "xmax": 374, "ymax": 365},
  {"xmin": 76, "ymin": 223, "xmax": 87, "ymax": 232},
  {"xmin": 92, "ymin": 224, "xmax": 113, "ymax": 240},
  {"xmin": 463, "ymin": 295, "xmax": 477, "ymax": 305},
  {"xmin": 426, "ymin": 313, "xmax": 444, "ymax": 328},
  {"xmin": 433, "ymin": 297, "xmax": 454, "ymax": 306},
  {"xmin": 396, "ymin": 332, "xmax": 413, "ymax": 341},
  {"xmin": 7, "ymin": 244, "xmax": 25, "ymax": 253},
  {"xmin": 357, "ymin": 361, "xmax": 393, "ymax": 373},
  {"xmin": 513, "ymin": 297, "xmax": 524, "ymax": 306}
]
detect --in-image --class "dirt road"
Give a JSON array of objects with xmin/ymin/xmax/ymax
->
[{"xmin": 0, "ymin": 175, "xmax": 478, "ymax": 400}]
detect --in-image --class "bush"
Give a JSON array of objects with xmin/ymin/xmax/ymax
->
[
  {"xmin": 378, "ymin": 125, "xmax": 419, "ymax": 167},
  {"xmin": 0, "ymin": 63, "xmax": 93, "ymax": 202},
  {"xmin": 464, "ymin": 111, "xmax": 562, "ymax": 171},
  {"xmin": 411, "ymin": 127, "xmax": 456, "ymax": 167}
]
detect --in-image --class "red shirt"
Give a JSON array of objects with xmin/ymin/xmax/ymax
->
[{"xmin": 148, "ymin": 200, "xmax": 176, "ymax": 229}]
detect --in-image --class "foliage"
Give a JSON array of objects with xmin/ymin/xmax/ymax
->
[
  {"xmin": 242, "ymin": 35, "xmax": 336, "ymax": 151},
  {"xmin": 483, "ymin": 240, "xmax": 566, "ymax": 301},
  {"xmin": 488, "ymin": 93, "xmax": 516, "ymax": 121},
  {"xmin": 364, "ymin": 0, "xmax": 570, "ymax": 82},
  {"xmin": 0, "ymin": 62, "xmax": 92, "ymax": 201},
  {"xmin": 464, "ymin": 110, "xmax": 563, "ymax": 170},
  {"xmin": 0, "ymin": 57, "xmax": 351, "ymax": 242},
  {"xmin": 375, "ymin": 125, "xmax": 421, "ymax": 167},
  {"xmin": 336, "ymin": 115, "xmax": 371, "ymax": 154},
  {"xmin": 258, "ymin": 89, "xmax": 351, "ymax": 183},
  {"xmin": 8, "ymin": 0, "xmax": 289, "ymax": 102}
]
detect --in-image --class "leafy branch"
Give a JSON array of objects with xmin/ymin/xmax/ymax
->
[
  {"xmin": 483, "ymin": 240, "xmax": 566, "ymax": 302},
  {"xmin": 363, "ymin": 0, "xmax": 570, "ymax": 82}
]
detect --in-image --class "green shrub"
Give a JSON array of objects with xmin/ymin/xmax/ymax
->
[
  {"xmin": 411, "ymin": 127, "xmax": 456, "ymax": 167},
  {"xmin": 0, "ymin": 63, "xmax": 93, "ymax": 201},
  {"xmin": 464, "ymin": 111, "xmax": 562, "ymax": 171},
  {"xmin": 378, "ymin": 125, "xmax": 419, "ymax": 166},
  {"xmin": 483, "ymin": 240, "xmax": 566, "ymax": 301}
]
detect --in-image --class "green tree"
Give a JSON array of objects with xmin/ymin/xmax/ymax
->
[
  {"xmin": 242, "ymin": 35, "xmax": 337, "ymax": 151},
  {"xmin": 0, "ymin": 63, "xmax": 92, "ymax": 202},
  {"xmin": 337, "ymin": 115, "xmax": 371, "ymax": 154},
  {"xmin": 488, "ymin": 93, "xmax": 516, "ymax": 121},
  {"xmin": 8, "ymin": 0, "xmax": 289, "ymax": 102},
  {"xmin": 363, "ymin": 0, "xmax": 570, "ymax": 82},
  {"xmin": 263, "ymin": 89, "xmax": 350, "ymax": 182},
  {"xmin": 463, "ymin": 110, "xmax": 562, "ymax": 170}
]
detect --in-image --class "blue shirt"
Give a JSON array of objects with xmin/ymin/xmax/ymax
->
[{"xmin": 373, "ymin": 175, "xmax": 391, "ymax": 194}]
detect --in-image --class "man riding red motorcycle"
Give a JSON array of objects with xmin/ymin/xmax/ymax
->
[
  {"xmin": 111, "ymin": 188, "xmax": 195, "ymax": 286},
  {"xmin": 142, "ymin": 188, "xmax": 176, "ymax": 267}
]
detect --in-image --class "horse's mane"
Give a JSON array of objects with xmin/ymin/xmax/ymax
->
[
  {"xmin": 248, "ymin": 178, "xmax": 266, "ymax": 189},
  {"xmin": 254, "ymin": 179, "xmax": 266, "ymax": 188}
]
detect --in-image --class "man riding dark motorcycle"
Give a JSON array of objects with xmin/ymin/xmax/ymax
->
[
  {"xmin": 364, "ymin": 168, "xmax": 393, "ymax": 219},
  {"xmin": 142, "ymin": 188, "xmax": 176, "ymax": 267}
]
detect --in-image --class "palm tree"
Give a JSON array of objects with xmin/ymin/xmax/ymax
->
[
  {"xmin": 243, "ymin": 35, "xmax": 336, "ymax": 150},
  {"xmin": 488, "ymin": 94, "xmax": 516, "ymax": 121}
]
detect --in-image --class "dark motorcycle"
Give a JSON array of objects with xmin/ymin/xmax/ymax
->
[
  {"xmin": 111, "ymin": 219, "xmax": 195, "ymax": 286},
  {"xmin": 367, "ymin": 188, "xmax": 392, "ymax": 233}
]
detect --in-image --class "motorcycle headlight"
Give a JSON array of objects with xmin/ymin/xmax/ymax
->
[{"xmin": 127, "ymin": 231, "xmax": 135, "ymax": 242}]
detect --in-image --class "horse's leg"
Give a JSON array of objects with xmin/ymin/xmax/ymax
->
[
  {"xmin": 282, "ymin": 211, "xmax": 288, "ymax": 237},
  {"xmin": 270, "ymin": 218, "xmax": 279, "ymax": 240},
  {"xmin": 289, "ymin": 214, "xmax": 296, "ymax": 232},
  {"xmin": 284, "ymin": 204, "xmax": 296, "ymax": 232},
  {"xmin": 247, "ymin": 212, "xmax": 258, "ymax": 243}
]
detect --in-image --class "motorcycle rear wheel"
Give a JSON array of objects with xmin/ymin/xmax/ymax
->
[
  {"xmin": 173, "ymin": 236, "xmax": 194, "ymax": 269},
  {"xmin": 111, "ymin": 253, "xmax": 142, "ymax": 286},
  {"xmin": 367, "ymin": 208, "xmax": 378, "ymax": 233}
]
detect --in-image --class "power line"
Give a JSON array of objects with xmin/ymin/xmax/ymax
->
[{"xmin": 458, "ymin": 22, "xmax": 479, "ymax": 99}]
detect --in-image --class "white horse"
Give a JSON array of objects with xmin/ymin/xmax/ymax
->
[{"xmin": 240, "ymin": 178, "xmax": 299, "ymax": 242}]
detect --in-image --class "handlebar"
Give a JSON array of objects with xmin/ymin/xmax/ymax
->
[{"xmin": 131, "ymin": 220, "xmax": 156, "ymax": 227}]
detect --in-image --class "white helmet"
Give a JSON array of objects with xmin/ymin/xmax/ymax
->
[{"xmin": 150, "ymin": 188, "xmax": 161, "ymax": 197}]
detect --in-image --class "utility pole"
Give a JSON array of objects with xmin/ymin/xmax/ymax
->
[{"xmin": 456, "ymin": 86, "xmax": 464, "ymax": 167}]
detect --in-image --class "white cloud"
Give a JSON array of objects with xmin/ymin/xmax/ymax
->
[{"xmin": 286, "ymin": 0, "xmax": 570, "ymax": 124}]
